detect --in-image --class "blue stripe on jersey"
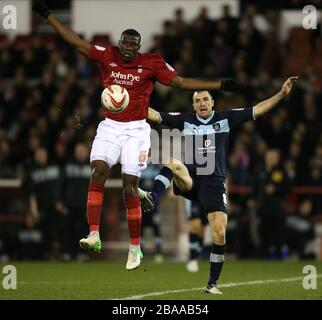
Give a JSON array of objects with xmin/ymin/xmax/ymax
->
[
  {"xmin": 183, "ymin": 119, "xmax": 230, "ymax": 136},
  {"xmin": 155, "ymin": 175, "xmax": 171, "ymax": 188},
  {"xmin": 210, "ymin": 253, "xmax": 225, "ymax": 263}
]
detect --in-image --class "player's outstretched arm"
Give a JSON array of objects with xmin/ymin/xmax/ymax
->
[
  {"xmin": 32, "ymin": 0, "xmax": 91, "ymax": 56},
  {"xmin": 170, "ymin": 76, "xmax": 243, "ymax": 92},
  {"xmin": 253, "ymin": 76, "xmax": 298, "ymax": 118},
  {"xmin": 148, "ymin": 107, "xmax": 162, "ymax": 124}
]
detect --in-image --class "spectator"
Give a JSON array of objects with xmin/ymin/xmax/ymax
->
[
  {"xmin": 61, "ymin": 143, "xmax": 91, "ymax": 260},
  {"xmin": 302, "ymin": 161, "xmax": 322, "ymax": 215},
  {"xmin": 172, "ymin": 8, "xmax": 188, "ymax": 40},
  {"xmin": 207, "ymin": 35, "xmax": 234, "ymax": 77},
  {"xmin": 286, "ymin": 198, "xmax": 316, "ymax": 259},
  {"xmin": 24, "ymin": 147, "xmax": 65, "ymax": 259},
  {"xmin": 253, "ymin": 149, "xmax": 292, "ymax": 259},
  {"xmin": 17, "ymin": 214, "xmax": 43, "ymax": 260}
]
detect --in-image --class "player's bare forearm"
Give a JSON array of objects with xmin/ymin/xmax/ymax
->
[
  {"xmin": 170, "ymin": 76, "xmax": 221, "ymax": 91},
  {"xmin": 254, "ymin": 76, "xmax": 298, "ymax": 118},
  {"xmin": 253, "ymin": 91, "xmax": 285, "ymax": 118},
  {"xmin": 148, "ymin": 107, "xmax": 161, "ymax": 124},
  {"xmin": 47, "ymin": 15, "xmax": 90, "ymax": 56}
]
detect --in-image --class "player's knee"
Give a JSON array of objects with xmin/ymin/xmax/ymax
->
[
  {"xmin": 91, "ymin": 164, "xmax": 108, "ymax": 183},
  {"xmin": 190, "ymin": 220, "xmax": 202, "ymax": 234},
  {"xmin": 123, "ymin": 185, "xmax": 136, "ymax": 198},
  {"xmin": 212, "ymin": 227, "xmax": 226, "ymax": 244},
  {"xmin": 190, "ymin": 224, "xmax": 200, "ymax": 235}
]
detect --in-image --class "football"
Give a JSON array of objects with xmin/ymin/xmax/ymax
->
[{"xmin": 101, "ymin": 85, "xmax": 129, "ymax": 113}]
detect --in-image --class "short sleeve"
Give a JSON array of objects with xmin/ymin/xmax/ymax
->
[
  {"xmin": 227, "ymin": 107, "xmax": 255, "ymax": 127},
  {"xmin": 153, "ymin": 55, "xmax": 177, "ymax": 86},
  {"xmin": 160, "ymin": 112, "xmax": 185, "ymax": 130},
  {"xmin": 88, "ymin": 44, "xmax": 109, "ymax": 63}
]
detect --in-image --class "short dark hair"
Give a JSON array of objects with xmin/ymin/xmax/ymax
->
[{"xmin": 121, "ymin": 29, "xmax": 141, "ymax": 44}]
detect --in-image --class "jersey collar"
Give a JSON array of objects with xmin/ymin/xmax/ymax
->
[{"xmin": 196, "ymin": 111, "xmax": 215, "ymax": 124}]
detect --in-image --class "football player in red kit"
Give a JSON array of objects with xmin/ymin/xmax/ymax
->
[{"xmin": 33, "ymin": 0, "xmax": 243, "ymax": 270}]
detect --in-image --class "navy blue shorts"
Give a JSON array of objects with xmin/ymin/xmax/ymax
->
[
  {"xmin": 184, "ymin": 199, "xmax": 208, "ymax": 225},
  {"xmin": 173, "ymin": 169, "xmax": 228, "ymax": 214}
]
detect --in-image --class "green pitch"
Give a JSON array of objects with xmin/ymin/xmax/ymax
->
[{"xmin": 0, "ymin": 260, "xmax": 321, "ymax": 300}]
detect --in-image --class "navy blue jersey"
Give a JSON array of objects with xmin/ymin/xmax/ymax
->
[{"xmin": 160, "ymin": 108, "xmax": 255, "ymax": 178}]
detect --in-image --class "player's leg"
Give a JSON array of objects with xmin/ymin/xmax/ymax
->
[
  {"xmin": 138, "ymin": 157, "xmax": 193, "ymax": 213},
  {"xmin": 205, "ymin": 211, "xmax": 227, "ymax": 294},
  {"xmin": 121, "ymin": 123, "xmax": 150, "ymax": 270},
  {"xmin": 187, "ymin": 218, "xmax": 203, "ymax": 272},
  {"xmin": 185, "ymin": 200, "xmax": 204, "ymax": 272},
  {"xmin": 197, "ymin": 178, "xmax": 228, "ymax": 293},
  {"xmin": 80, "ymin": 120, "xmax": 121, "ymax": 253},
  {"xmin": 88, "ymin": 160, "xmax": 110, "ymax": 230},
  {"xmin": 151, "ymin": 207, "xmax": 163, "ymax": 263},
  {"xmin": 79, "ymin": 160, "xmax": 110, "ymax": 253},
  {"xmin": 123, "ymin": 174, "xmax": 143, "ymax": 253}
]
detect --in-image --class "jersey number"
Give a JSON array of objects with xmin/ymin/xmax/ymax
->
[{"xmin": 138, "ymin": 150, "xmax": 148, "ymax": 167}]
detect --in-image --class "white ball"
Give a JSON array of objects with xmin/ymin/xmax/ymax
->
[{"xmin": 101, "ymin": 85, "xmax": 129, "ymax": 113}]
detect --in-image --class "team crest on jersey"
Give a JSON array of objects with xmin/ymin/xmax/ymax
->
[
  {"xmin": 109, "ymin": 63, "xmax": 118, "ymax": 67},
  {"xmin": 213, "ymin": 123, "xmax": 221, "ymax": 131},
  {"xmin": 95, "ymin": 45, "xmax": 106, "ymax": 51}
]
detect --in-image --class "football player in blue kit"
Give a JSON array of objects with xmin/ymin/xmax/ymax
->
[{"xmin": 139, "ymin": 76, "xmax": 298, "ymax": 294}]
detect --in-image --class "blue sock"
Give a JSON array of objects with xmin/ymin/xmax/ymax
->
[
  {"xmin": 189, "ymin": 233, "xmax": 202, "ymax": 260},
  {"xmin": 151, "ymin": 166, "xmax": 173, "ymax": 202},
  {"xmin": 198, "ymin": 236, "xmax": 203, "ymax": 258},
  {"xmin": 208, "ymin": 244, "xmax": 225, "ymax": 286}
]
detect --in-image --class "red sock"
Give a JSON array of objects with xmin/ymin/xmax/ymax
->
[
  {"xmin": 87, "ymin": 181, "xmax": 104, "ymax": 232},
  {"xmin": 124, "ymin": 196, "xmax": 142, "ymax": 245}
]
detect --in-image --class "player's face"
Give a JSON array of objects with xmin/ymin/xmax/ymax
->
[
  {"xmin": 192, "ymin": 91, "xmax": 214, "ymax": 119},
  {"xmin": 119, "ymin": 35, "xmax": 141, "ymax": 62}
]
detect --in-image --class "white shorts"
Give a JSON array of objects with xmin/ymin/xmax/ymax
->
[{"xmin": 90, "ymin": 118, "xmax": 151, "ymax": 177}]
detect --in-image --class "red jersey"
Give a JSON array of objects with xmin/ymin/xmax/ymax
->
[{"xmin": 88, "ymin": 45, "xmax": 177, "ymax": 122}]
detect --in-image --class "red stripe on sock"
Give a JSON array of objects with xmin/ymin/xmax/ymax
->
[
  {"xmin": 87, "ymin": 182, "xmax": 104, "ymax": 231},
  {"xmin": 89, "ymin": 224, "xmax": 100, "ymax": 232},
  {"xmin": 124, "ymin": 196, "xmax": 142, "ymax": 245},
  {"xmin": 124, "ymin": 196, "xmax": 141, "ymax": 209},
  {"xmin": 89, "ymin": 181, "xmax": 104, "ymax": 192}
]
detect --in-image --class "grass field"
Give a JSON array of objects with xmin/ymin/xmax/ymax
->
[{"xmin": 0, "ymin": 259, "xmax": 321, "ymax": 300}]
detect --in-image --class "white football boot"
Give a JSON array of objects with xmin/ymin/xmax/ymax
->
[
  {"xmin": 79, "ymin": 232, "xmax": 101, "ymax": 253},
  {"xmin": 205, "ymin": 284, "xmax": 223, "ymax": 295},
  {"xmin": 186, "ymin": 259, "xmax": 199, "ymax": 272},
  {"xmin": 137, "ymin": 188, "xmax": 155, "ymax": 214},
  {"xmin": 126, "ymin": 246, "xmax": 143, "ymax": 271}
]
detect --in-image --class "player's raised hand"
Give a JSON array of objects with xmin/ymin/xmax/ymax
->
[
  {"xmin": 32, "ymin": 0, "xmax": 51, "ymax": 19},
  {"xmin": 281, "ymin": 76, "xmax": 298, "ymax": 96}
]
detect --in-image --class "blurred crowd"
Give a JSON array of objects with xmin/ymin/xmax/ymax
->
[{"xmin": 0, "ymin": 3, "xmax": 322, "ymax": 260}]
